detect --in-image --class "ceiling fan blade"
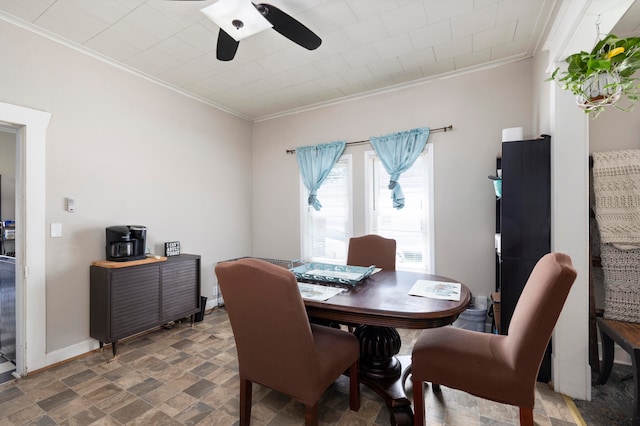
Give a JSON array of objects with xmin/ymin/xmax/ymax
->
[
  {"xmin": 256, "ymin": 3, "xmax": 321, "ymax": 50},
  {"xmin": 217, "ymin": 29, "xmax": 240, "ymax": 61}
]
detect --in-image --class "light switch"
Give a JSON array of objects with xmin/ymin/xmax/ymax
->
[{"xmin": 51, "ymin": 223, "xmax": 62, "ymax": 238}]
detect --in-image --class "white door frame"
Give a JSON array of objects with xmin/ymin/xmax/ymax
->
[
  {"xmin": 542, "ymin": 0, "xmax": 635, "ymax": 399},
  {"xmin": 0, "ymin": 101, "xmax": 50, "ymax": 376}
]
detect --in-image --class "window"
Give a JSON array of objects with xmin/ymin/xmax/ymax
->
[
  {"xmin": 300, "ymin": 155, "xmax": 352, "ymax": 263},
  {"xmin": 365, "ymin": 148, "xmax": 434, "ymax": 272},
  {"xmin": 299, "ymin": 148, "xmax": 433, "ymax": 272}
]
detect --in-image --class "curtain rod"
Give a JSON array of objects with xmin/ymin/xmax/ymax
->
[{"xmin": 285, "ymin": 124, "xmax": 453, "ymax": 154}]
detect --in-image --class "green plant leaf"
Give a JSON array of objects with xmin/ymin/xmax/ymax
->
[
  {"xmin": 592, "ymin": 35, "xmax": 613, "ymax": 54},
  {"xmin": 567, "ymin": 56, "xmax": 587, "ymax": 75},
  {"xmin": 587, "ymin": 58, "xmax": 611, "ymax": 71}
]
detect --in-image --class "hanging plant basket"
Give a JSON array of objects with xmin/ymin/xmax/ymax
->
[
  {"xmin": 576, "ymin": 71, "xmax": 622, "ymax": 111},
  {"xmin": 548, "ymin": 34, "xmax": 640, "ymax": 118}
]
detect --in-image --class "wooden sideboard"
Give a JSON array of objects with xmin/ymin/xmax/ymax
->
[{"xmin": 90, "ymin": 254, "xmax": 201, "ymax": 357}]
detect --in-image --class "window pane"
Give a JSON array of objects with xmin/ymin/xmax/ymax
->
[
  {"xmin": 301, "ymin": 157, "xmax": 351, "ymax": 263},
  {"xmin": 367, "ymin": 152, "xmax": 431, "ymax": 271}
]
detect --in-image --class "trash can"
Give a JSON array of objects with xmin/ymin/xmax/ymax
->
[
  {"xmin": 194, "ymin": 296, "xmax": 208, "ymax": 322},
  {"xmin": 453, "ymin": 296, "xmax": 488, "ymax": 332}
]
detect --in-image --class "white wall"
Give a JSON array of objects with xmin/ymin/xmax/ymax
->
[
  {"xmin": 590, "ymin": 103, "xmax": 640, "ymax": 152},
  {"xmin": 0, "ymin": 20, "xmax": 253, "ymax": 354},
  {"xmin": 532, "ymin": 41, "xmax": 592, "ymax": 400},
  {"xmin": 252, "ymin": 60, "xmax": 534, "ymax": 301}
]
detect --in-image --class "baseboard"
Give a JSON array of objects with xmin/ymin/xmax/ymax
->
[
  {"xmin": 21, "ymin": 338, "xmax": 99, "ymax": 376},
  {"xmin": 614, "ymin": 344, "xmax": 632, "ymax": 365}
]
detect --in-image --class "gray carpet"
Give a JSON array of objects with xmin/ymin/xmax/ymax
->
[{"xmin": 574, "ymin": 364, "xmax": 635, "ymax": 425}]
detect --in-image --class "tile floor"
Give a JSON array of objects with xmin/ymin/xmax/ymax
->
[
  {"xmin": 0, "ymin": 355, "xmax": 15, "ymax": 385},
  {"xmin": 0, "ymin": 308, "xmax": 595, "ymax": 425}
]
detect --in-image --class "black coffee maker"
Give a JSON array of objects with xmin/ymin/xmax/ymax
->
[{"xmin": 105, "ymin": 225, "xmax": 147, "ymax": 261}]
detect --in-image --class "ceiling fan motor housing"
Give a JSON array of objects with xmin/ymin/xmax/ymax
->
[{"xmin": 198, "ymin": 0, "xmax": 322, "ymax": 61}]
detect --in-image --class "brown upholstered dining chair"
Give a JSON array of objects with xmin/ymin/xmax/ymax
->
[
  {"xmin": 214, "ymin": 258, "xmax": 361, "ymax": 426},
  {"xmin": 411, "ymin": 252, "xmax": 577, "ymax": 426},
  {"xmin": 347, "ymin": 234, "xmax": 396, "ymax": 270}
]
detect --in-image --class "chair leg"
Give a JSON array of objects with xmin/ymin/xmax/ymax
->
[
  {"xmin": 349, "ymin": 360, "xmax": 360, "ymax": 411},
  {"xmin": 519, "ymin": 407, "xmax": 533, "ymax": 426},
  {"xmin": 239, "ymin": 378, "xmax": 252, "ymax": 426},
  {"xmin": 412, "ymin": 378, "xmax": 425, "ymax": 426},
  {"xmin": 632, "ymin": 348, "xmax": 640, "ymax": 426},
  {"xmin": 304, "ymin": 404, "xmax": 319, "ymax": 426},
  {"xmin": 595, "ymin": 327, "xmax": 615, "ymax": 385}
]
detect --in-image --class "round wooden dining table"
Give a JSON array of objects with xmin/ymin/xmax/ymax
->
[{"xmin": 302, "ymin": 268, "xmax": 472, "ymax": 426}]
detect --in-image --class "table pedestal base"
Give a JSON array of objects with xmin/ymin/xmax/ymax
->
[
  {"xmin": 354, "ymin": 325, "xmax": 414, "ymax": 425},
  {"xmin": 360, "ymin": 354, "xmax": 414, "ymax": 425}
]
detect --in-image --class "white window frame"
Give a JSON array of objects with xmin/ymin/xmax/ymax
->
[
  {"xmin": 299, "ymin": 154, "xmax": 353, "ymax": 263},
  {"xmin": 364, "ymin": 146, "xmax": 435, "ymax": 272}
]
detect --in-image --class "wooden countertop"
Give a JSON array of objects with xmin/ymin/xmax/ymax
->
[{"xmin": 91, "ymin": 256, "xmax": 167, "ymax": 268}]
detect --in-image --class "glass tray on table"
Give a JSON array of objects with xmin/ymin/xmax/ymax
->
[{"xmin": 290, "ymin": 262, "xmax": 376, "ymax": 286}]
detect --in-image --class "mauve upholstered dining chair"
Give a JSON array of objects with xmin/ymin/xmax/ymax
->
[
  {"xmin": 345, "ymin": 234, "xmax": 397, "ymax": 332},
  {"xmin": 214, "ymin": 258, "xmax": 361, "ymax": 426},
  {"xmin": 347, "ymin": 234, "xmax": 396, "ymax": 270},
  {"xmin": 411, "ymin": 252, "xmax": 577, "ymax": 426}
]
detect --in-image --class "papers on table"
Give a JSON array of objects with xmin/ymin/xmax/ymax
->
[
  {"xmin": 408, "ymin": 279, "xmax": 462, "ymax": 301},
  {"xmin": 298, "ymin": 282, "xmax": 346, "ymax": 301}
]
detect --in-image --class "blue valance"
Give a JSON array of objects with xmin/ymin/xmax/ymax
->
[
  {"xmin": 295, "ymin": 141, "xmax": 346, "ymax": 211},
  {"xmin": 370, "ymin": 127, "xmax": 430, "ymax": 209}
]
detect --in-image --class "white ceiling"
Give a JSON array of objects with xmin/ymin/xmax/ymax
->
[{"xmin": 0, "ymin": 0, "xmax": 637, "ymax": 121}]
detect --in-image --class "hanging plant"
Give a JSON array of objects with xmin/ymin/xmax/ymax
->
[{"xmin": 548, "ymin": 34, "xmax": 640, "ymax": 118}]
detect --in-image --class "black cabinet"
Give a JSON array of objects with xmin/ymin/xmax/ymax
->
[
  {"xmin": 497, "ymin": 135, "xmax": 551, "ymax": 381},
  {"xmin": 90, "ymin": 254, "xmax": 201, "ymax": 356}
]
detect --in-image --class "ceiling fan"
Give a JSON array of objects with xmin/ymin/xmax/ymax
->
[{"xmin": 171, "ymin": 0, "xmax": 322, "ymax": 61}]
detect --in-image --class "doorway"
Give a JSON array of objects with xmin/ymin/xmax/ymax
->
[
  {"xmin": 0, "ymin": 127, "xmax": 16, "ymax": 382},
  {"xmin": 0, "ymin": 101, "xmax": 50, "ymax": 378}
]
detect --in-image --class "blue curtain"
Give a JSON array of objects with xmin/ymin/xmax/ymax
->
[
  {"xmin": 370, "ymin": 127, "xmax": 430, "ymax": 209},
  {"xmin": 296, "ymin": 141, "xmax": 346, "ymax": 211}
]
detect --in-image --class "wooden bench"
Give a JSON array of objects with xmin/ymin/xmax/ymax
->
[{"xmin": 594, "ymin": 317, "xmax": 640, "ymax": 426}]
